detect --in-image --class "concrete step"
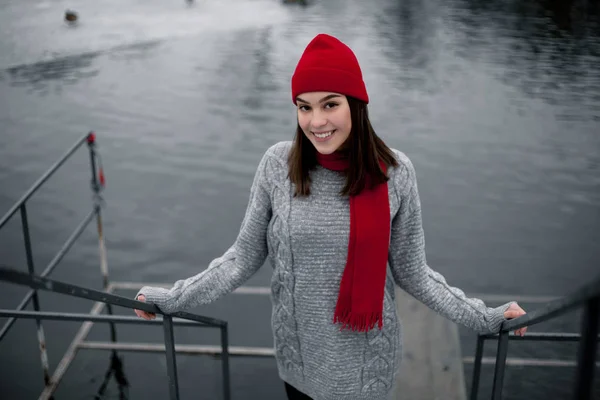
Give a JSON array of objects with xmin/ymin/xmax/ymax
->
[{"xmin": 394, "ymin": 287, "xmax": 467, "ymax": 400}]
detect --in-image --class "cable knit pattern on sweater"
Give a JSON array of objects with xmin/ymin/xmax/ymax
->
[
  {"xmin": 138, "ymin": 141, "xmax": 513, "ymax": 400},
  {"xmin": 267, "ymin": 148, "xmax": 304, "ymax": 375}
]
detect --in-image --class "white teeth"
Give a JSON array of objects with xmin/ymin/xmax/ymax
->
[{"xmin": 314, "ymin": 130, "xmax": 334, "ymax": 138}]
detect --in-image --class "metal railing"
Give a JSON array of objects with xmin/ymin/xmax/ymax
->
[
  {"xmin": 0, "ymin": 132, "xmax": 231, "ymax": 400},
  {"xmin": 470, "ymin": 275, "xmax": 600, "ymax": 400}
]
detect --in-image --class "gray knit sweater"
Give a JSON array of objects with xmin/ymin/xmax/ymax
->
[{"xmin": 138, "ymin": 141, "xmax": 512, "ymax": 400}]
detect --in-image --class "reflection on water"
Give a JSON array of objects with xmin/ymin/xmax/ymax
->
[
  {"xmin": 1, "ymin": 40, "xmax": 164, "ymax": 94},
  {"xmin": 243, "ymin": 26, "xmax": 276, "ymax": 111},
  {"xmin": 450, "ymin": 0, "xmax": 600, "ymax": 116},
  {"xmin": 376, "ymin": 0, "xmax": 600, "ymax": 119},
  {"xmin": 535, "ymin": 0, "xmax": 599, "ymax": 32},
  {"xmin": 6, "ymin": 52, "xmax": 99, "ymax": 89},
  {"xmin": 106, "ymin": 40, "xmax": 163, "ymax": 62}
]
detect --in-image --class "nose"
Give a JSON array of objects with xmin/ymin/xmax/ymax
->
[{"xmin": 310, "ymin": 109, "xmax": 328, "ymax": 129}]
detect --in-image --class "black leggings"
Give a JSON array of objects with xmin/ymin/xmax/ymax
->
[{"xmin": 284, "ymin": 382, "xmax": 313, "ymax": 400}]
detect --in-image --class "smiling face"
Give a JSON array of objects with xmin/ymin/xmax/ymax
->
[{"xmin": 296, "ymin": 91, "xmax": 352, "ymax": 155}]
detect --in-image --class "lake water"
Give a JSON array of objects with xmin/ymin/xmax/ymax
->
[{"xmin": 0, "ymin": 0, "xmax": 599, "ymax": 399}]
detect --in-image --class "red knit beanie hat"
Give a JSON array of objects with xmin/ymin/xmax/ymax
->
[{"xmin": 291, "ymin": 34, "xmax": 369, "ymax": 104}]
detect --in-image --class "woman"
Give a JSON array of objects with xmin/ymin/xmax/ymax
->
[{"xmin": 135, "ymin": 33, "xmax": 527, "ymax": 400}]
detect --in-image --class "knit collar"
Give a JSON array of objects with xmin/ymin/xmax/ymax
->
[{"xmin": 316, "ymin": 151, "xmax": 349, "ymax": 172}]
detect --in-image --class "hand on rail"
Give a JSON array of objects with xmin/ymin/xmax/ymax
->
[
  {"xmin": 134, "ymin": 294, "xmax": 156, "ymax": 320},
  {"xmin": 503, "ymin": 302, "xmax": 527, "ymax": 336}
]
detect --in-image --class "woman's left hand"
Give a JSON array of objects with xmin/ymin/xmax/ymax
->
[{"xmin": 503, "ymin": 302, "xmax": 527, "ymax": 336}]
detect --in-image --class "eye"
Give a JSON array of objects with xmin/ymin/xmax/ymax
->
[
  {"xmin": 324, "ymin": 102, "xmax": 338, "ymax": 109},
  {"xmin": 298, "ymin": 105, "xmax": 311, "ymax": 112}
]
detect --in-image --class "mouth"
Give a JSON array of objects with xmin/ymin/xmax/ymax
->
[{"xmin": 312, "ymin": 129, "xmax": 336, "ymax": 142}]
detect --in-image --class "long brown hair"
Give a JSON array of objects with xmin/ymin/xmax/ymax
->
[{"xmin": 287, "ymin": 96, "xmax": 399, "ymax": 197}]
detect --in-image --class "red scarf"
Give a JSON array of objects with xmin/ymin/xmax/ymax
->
[{"xmin": 316, "ymin": 152, "xmax": 390, "ymax": 332}]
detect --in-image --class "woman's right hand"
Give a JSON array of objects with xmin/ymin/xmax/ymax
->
[{"xmin": 134, "ymin": 294, "xmax": 156, "ymax": 320}]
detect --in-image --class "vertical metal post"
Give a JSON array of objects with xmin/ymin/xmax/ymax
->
[
  {"xmin": 490, "ymin": 330, "xmax": 509, "ymax": 400},
  {"xmin": 95, "ymin": 204, "xmax": 117, "ymax": 345},
  {"xmin": 163, "ymin": 316, "xmax": 180, "ymax": 400},
  {"xmin": 87, "ymin": 133, "xmax": 117, "ymax": 344},
  {"xmin": 20, "ymin": 204, "xmax": 51, "ymax": 386},
  {"xmin": 94, "ymin": 204, "xmax": 110, "ymax": 292},
  {"xmin": 221, "ymin": 322, "xmax": 231, "ymax": 400},
  {"xmin": 574, "ymin": 296, "xmax": 599, "ymax": 400},
  {"xmin": 469, "ymin": 335, "xmax": 485, "ymax": 400},
  {"xmin": 87, "ymin": 133, "xmax": 109, "ymax": 290},
  {"xmin": 87, "ymin": 132, "xmax": 123, "ymax": 392}
]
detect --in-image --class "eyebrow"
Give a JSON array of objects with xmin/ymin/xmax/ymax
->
[{"xmin": 295, "ymin": 94, "xmax": 341, "ymax": 105}]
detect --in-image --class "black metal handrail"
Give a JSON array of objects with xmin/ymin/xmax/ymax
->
[
  {"xmin": 0, "ymin": 208, "xmax": 96, "ymax": 342},
  {"xmin": 0, "ymin": 132, "xmax": 232, "ymax": 400},
  {"xmin": 0, "ymin": 267, "xmax": 231, "ymax": 400},
  {"xmin": 0, "ymin": 132, "xmax": 95, "ymax": 390},
  {"xmin": 0, "ymin": 134, "xmax": 90, "ymax": 230},
  {"xmin": 0, "ymin": 267, "xmax": 224, "ymax": 326},
  {"xmin": 470, "ymin": 275, "xmax": 600, "ymax": 400}
]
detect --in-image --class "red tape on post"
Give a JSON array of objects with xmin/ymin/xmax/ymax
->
[{"xmin": 99, "ymin": 168, "xmax": 105, "ymax": 187}]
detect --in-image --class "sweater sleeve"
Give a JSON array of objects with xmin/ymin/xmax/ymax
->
[
  {"xmin": 388, "ymin": 154, "xmax": 514, "ymax": 334},
  {"xmin": 136, "ymin": 149, "xmax": 273, "ymax": 314}
]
